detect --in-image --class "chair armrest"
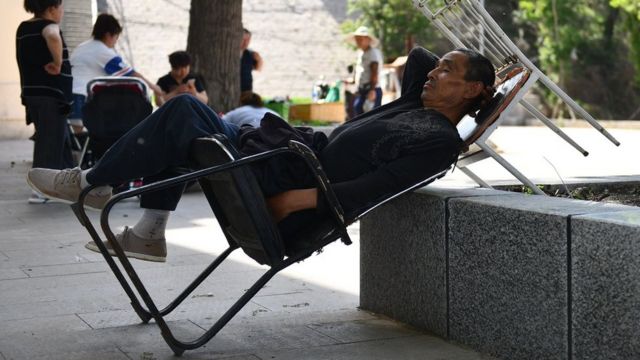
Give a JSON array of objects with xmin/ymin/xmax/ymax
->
[{"xmin": 287, "ymin": 140, "xmax": 351, "ymax": 245}]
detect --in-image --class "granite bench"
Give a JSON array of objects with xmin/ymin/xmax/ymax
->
[{"xmin": 360, "ymin": 187, "xmax": 640, "ymax": 360}]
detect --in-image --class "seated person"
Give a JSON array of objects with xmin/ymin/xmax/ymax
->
[
  {"xmin": 156, "ymin": 51, "xmax": 208, "ymax": 106},
  {"xmin": 222, "ymin": 92, "xmax": 278, "ymax": 128},
  {"xmin": 27, "ymin": 47, "xmax": 496, "ymax": 263},
  {"xmin": 70, "ymin": 13, "xmax": 162, "ymax": 131}
]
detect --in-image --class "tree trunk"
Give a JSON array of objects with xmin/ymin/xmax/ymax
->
[
  {"xmin": 187, "ymin": 0, "xmax": 242, "ymax": 112},
  {"xmin": 603, "ymin": 6, "xmax": 620, "ymax": 50}
]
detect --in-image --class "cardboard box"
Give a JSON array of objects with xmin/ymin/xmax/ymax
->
[{"xmin": 289, "ymin": 102, "xmax": 345, "ymax": 123}]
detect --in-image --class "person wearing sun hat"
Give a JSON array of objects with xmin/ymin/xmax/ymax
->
[{"xmin": 346, "ymin": 26, "xmax": 384, "ymax": 116}]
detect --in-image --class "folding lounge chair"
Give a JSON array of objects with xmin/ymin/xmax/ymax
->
[
  {"xmin": 413, "ymin": 0, "xmax": 621, "ymax": 191},
  {"xmin": 71, "ymin": 137, "xmax": 449, "ymax": 355}
]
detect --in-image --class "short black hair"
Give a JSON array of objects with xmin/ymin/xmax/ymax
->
[
  {"xmin": 455, "ymin": 48, "xmax": 495, "ymax": 87},
  {"xmin": 92, "ymin": 14, "xmax": 122, "ymax": 40},
  {"xmin": 168, "ymin": 51, "xmax": 191, "ymax": 69},
  {"xmin": 454, "ymin": 49, "xmax": 497, "ymax": 120},
  {"xmin": 24, "ymin": 0, "xmax": 62, "ymax": 16},
  {"xmin": 243, "ymin": 28, "xmax": 251, "ymax": 36},
  {"xmin": 240, "ymin": 92, "xmax": 263, "ymax": 107}
]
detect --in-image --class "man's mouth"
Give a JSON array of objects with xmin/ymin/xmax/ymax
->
[{"xmin": 424, "ymin": 82, "xmax": 434, "ymax": 89}]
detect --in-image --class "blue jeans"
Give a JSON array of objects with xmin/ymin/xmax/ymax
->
[
  {"xmin": 353, "ymin": 87, "xmax": 383, "ymax": 116},
  {"xmin": 69, "ymin": 94, "xmax": 86, "ymax": 122},
  {"xmin": 86, "ymin": 95, "xmax": 239, "ymax": 210}
]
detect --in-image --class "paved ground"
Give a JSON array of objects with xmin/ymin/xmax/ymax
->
[
  {"xmin": 0, "ymin": 139, "xmax": 493, "ymax": 360},
  {"xmin": 1, "ymin": 124, "xmax": 637, "ymax": 360},
  {"xmin": 437, "ymin": 125, "xmax": 640, "ymax": 188}
]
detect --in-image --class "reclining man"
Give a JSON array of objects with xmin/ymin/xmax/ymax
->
[{"xmin": 27, "ymin": 47, "xmax": 495, "ymax": 262}]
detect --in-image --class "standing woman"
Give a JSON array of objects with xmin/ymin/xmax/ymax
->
[{"xmin": 16, "ymin": 0, "xmax": 73, "ymax": 203}]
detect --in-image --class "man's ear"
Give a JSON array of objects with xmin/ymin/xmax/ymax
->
[{"xmin": 463, "ymin": 81, "xmax": 484, "ymax": 99}]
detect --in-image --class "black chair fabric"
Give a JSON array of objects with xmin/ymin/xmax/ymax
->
[
  {"xmin": 83, "ymin": 85, "xmax": 152, "ymax": 159},
  {"xmin": 190, "ymin": 136, "xmax": 286, "ymax": 265}
]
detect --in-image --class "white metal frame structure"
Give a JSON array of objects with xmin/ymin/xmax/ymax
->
[{"xmin": 413, "ymin": 0, "xmax": 621, "ymax": 193}]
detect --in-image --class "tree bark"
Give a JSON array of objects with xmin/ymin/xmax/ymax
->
[
  {"xmin": 603, "ymin": 6, "xmax": 620, "ymax": 50},
  {"xmin": 187, "ymin": 0, "xmax": 242, "ymax": 112}
]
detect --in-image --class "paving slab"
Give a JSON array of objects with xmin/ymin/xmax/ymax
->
[
  {"xmin": 257, "ymin": 335, "xmax": 494, "ymax": 360},
  {"xmin": 18, "ymin": 262, "xmax": 112, "ymax": 278},
  {"xmin": 308, "ymin": 318, "xmax": 419, "ymax": 343},
  {"xmin": 0, "ymin": 268, "xmax": 27, "ymax": 280},
  {"xmin": 0, "ymin": 314, "xmax": 91, "ymax": 338},
  {"xmin": 0, "ymin": 328, "xmax": 131, "ymax": 360}
]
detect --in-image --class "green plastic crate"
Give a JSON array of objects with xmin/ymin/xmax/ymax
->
[{"xmin": 264, "ymin": 101, "xmax": 290, "ymax": 121}]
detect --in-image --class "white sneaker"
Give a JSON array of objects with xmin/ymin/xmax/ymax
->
[
  {"xmin": 28, "ymin": 190, "xmax": 50, "ymax": 204},
  {"xmin": 26, "ymin": 167, "xmax": 111, "ymax": 210}
]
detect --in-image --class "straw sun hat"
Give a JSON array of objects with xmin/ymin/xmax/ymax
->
[{"xmin": 346, "ymin": 26, "xmax": 380, "ymax": 47}]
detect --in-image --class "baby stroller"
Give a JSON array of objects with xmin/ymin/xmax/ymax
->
[{"xmin": 78, "ymin": 77, "xmax": 152, "ymax": 168}]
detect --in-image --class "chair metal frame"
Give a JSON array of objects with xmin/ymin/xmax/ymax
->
[
  {"xmin": 457, "ymin": 64, "xmax": 547, "ymax": 194},
  {"xmin": 414, "ymin": 0, "xmax": 621, "ymax": 192},
  {"xmin": 71, "ymin": 137, "xmax": 449, "ymax": 356}
]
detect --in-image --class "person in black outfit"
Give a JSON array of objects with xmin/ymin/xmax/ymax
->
[
  {"xmin": 156, "ymin": 51, "xmax": 208, "ymax": 106},
  {"xmin": 17, "ymin": 0, "xmax": 74, "ymax": 204},
  {"xmin": 27, "ymin": 46, "xmax": 496, "ymax": 262},
  {"xmin": 240, "ymin": 28, "xmax": 263, "ymax": 95}
]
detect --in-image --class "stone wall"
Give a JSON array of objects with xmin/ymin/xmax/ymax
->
[
  {"xmin": 103, "ymin": 0, "xmax": 354, "ymax": 99},
  {"xmin": 361, "ymin": 187, "xmax": 640, "ymax": 360}
]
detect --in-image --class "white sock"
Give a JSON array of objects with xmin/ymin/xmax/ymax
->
[
  {"xmin": 80, "ymin": 169, "xmax": 91, "ymax": 188},
  {"xmin": 132, "ymin": 209, "xmax": 170, "ymax": 240}
]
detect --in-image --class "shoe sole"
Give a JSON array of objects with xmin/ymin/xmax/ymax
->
[
  {"xmin": 26, "ymin": 174, "xmax": 103, "ymax": 211},
  {"xmin": 85, "ymin": 241, "xmax": 166, "ymax": 263}
]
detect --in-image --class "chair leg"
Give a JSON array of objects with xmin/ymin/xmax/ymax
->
[
  {"xmin": 158, "ymin": 246, "xmax": 236, "ymax": 317},
  {"xmin": 463, "ymin": 0, "xmax": 620, "ymax": 147},
  {"xmin": 158, "ymin": 245, "xmax": 322, "ymax": 355},
  {"xmin": 459, "ymin": 166, "xmax": 493, "ymax": 189},
  {"xmin": 536, "ymin": 74, "xmax": 620, "ymax": 146},
  {"xmin": 73, "ymin": 186, "xmax": 238, "ymax": 325},
  {"xmin": 519, "ymin": 99, "xmax": 589, "ymax": 156},
  {"xmin": 70, "ymin": 201, "xmax": 153, "ymax": 323},
  {"xmin": 478, "ymin": 143, "xmax": 546, "ymax": 195},
  {"xmin": 78, "ymin": 137, "xmax": 90, "ymax": 168}
]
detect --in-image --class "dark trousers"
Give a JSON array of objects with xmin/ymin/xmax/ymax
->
[
  {"xmin": 353, "ymin": 87, "xmax": 383, "ymax": 116},
  {"xmin": 24, "ymin": 97, "xmax": 73, "ymax": 170},
  {"xmin": 86, "ymin": 95, "xmax": 239, "ymax": 210}
]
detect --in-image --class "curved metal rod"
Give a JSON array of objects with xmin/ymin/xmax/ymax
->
[{"xmin": 73, "ymin": 185, "xmax": 152, "ymax": 322}]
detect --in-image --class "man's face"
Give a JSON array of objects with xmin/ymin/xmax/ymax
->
[
  {"xmin": 241, "ymin": 33, "xmax": 251, "ymax": 50},
  {"xmin": 355, "ymin": 35, "xmax": 371, "ymax": 50},
  {"xmin": 171, "ymin": 65, "xmax": 190, "ymax": 81},
  {"xmin": 421, "ymin": 51, "xmax": 475, "ymax": 109}
]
